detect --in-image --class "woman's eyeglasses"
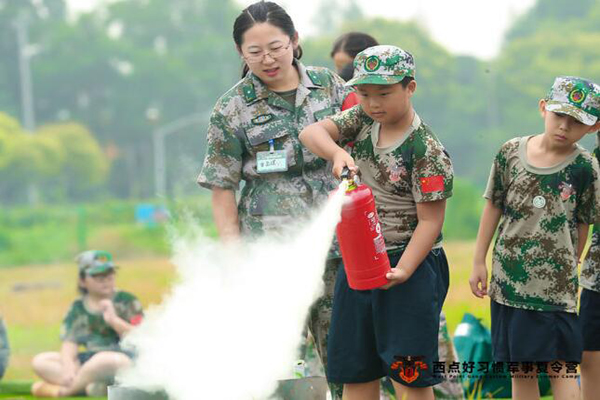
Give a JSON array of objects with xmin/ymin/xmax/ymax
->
[{"xmin": 242, "ymin": 39, "xmax": 292, "ymax": 64}]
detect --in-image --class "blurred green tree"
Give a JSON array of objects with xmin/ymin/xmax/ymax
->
[
  {"xmin": 38, "ymin": 123, "xmax": 109, "ymax": 200},
  {"xmin": 0, "ymin": 113, "xmax": 108, "ymax": 203}
]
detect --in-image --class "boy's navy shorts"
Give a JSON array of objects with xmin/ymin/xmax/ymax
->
[
  {"xmin": 580, "ymin": 288, "xmax": 600, "ymax": 351},
  {"xmin": 327, "ymin": 248, "xmax": 449, "ymax": 388},
  {"xmin": 491, "ymin": 300, "xmax": 582, "ymax": 363}
]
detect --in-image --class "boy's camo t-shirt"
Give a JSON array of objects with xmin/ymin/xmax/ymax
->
[
  {"xmin": 485, "ymin": 136, "xmax": 600, "ymax": 312},
  {"xmin": 329, "ymin": 105, "xmax": 453, "ymax": 250},
  {"xmin": 581, "ymin": 133, "xmax": 600, "ymax": 293},
  {"xmin": 60, "ymin": 291, "xmax": 143, "ymax": 352}
]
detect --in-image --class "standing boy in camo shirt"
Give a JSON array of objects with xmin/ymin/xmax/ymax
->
[
  {"xmin": 470, "ymin": 76, "xmax": 600, "ymax": 400},
  {"xmin": 300, "ymin": 45, "xmax": 453, "ymax": 400},
  {"xmin": 580, "ymin": 130, "xmax": 600, "ymax": 400}
]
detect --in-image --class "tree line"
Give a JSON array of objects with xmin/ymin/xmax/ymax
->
[{"xmin": 1, "ymin": 0, "xmax": 599, "ymax": 204}]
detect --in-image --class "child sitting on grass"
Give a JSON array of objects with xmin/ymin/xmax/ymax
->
[{"xmin": 31, "ymin": 250, "xmax": 143, "ymax": 397}]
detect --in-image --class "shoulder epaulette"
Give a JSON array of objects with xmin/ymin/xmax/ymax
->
[
  {"xmin": 242, "ymin": 82, "xmax": 257, "ymax": 103},
  {"xmin": 306, "ymin": 69, "xmax": 323, "ymax": 86}
]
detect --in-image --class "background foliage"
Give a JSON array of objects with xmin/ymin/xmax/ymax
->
[{"xmin": 0, "ymin": 0, "xmax": 599, "ymax": 265}]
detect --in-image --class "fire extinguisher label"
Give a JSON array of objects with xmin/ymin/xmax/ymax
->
[
  {"xmin": 373, "ymin": 234, "xmax": 386, "ymax": 255},
  {"xmin": 366, "ymin": 212, "xmax": 377, "ymax": 231}
]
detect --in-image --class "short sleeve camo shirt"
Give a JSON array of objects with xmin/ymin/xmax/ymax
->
[
  {"xmin": 485, "ymin": 136, "xmax": 600, "ymax": 312},
  {"xmin": 329, "ymin": 107, "xmax": 454, "ymax": 250},
  {"xmin": 197, "ymin": 62, "xmax": 349, "ymax": 242},
  {"xmin": 581, "ymin": 133, "xmax": 600, "ymax": 293},
  {"xmin": 60, "ymin": 291, "xmax": 144, "ymax": 352}
]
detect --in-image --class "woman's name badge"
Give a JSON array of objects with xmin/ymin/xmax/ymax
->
[{"xmin": 257, "ymin": 139, "xmax": 288, "ymax": 173}]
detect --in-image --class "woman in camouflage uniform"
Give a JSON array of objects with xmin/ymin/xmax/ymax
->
[
  {"xmin": 197, "ymin": 1, "xmax": 347, "ymax": 396},
  {"xmin": 31, "ymin": 251, "xmax": 143, "ymax": 397}
]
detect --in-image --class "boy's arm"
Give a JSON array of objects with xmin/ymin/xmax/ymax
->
[
  {"xmin": 299, "ymin": 120, "xmax": 357, "ymax": 179},
  {"xmin": 577, "ymin": 223, "xmax": 590, "ymax": 262},
  {"xmin": 99, "ymin": 299, "xmax": 139, "ymax": 337},
  {"xmin": 469, "ymin": 199, "xmax": 502, "ymax": 298},
  {"xmin": 299, "ymin": 119, "xmax": 340, "ymax": 159},
  {"xmin": 381, "ymin": 199, "xmax": 446, "ymax": 289}
]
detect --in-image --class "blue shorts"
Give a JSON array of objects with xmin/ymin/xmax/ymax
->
[
  {"xmin": 491, "ymin": 300, "xmax": 582, "ymax": 363},
  {"xmin": 327, "ymin": 248, "xmax": 449, "ymax": 387},
  {"xmin": 77, "ymin": 349, "xmax": 135, "ymax": 365},
  {"xmin": 580, "ymin": 288, "xmax": 600, "ymax": 352}
]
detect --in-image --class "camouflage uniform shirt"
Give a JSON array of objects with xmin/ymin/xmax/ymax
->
[
  {"xmin": 60, "ymin": 291, "xmax": 143, "ymax": 352},
  {"xmin": 329, "ymin": 106, "xmax": 454, "ymax": 250},
  {"xmin": 485, "ymin": 136, "xmax": 600, "ymax": 312},
  {"xmin": 581, "ymin": 133, "xmax": 600, "ymax": 293},
  {"xmin": 197, "ymin": 62, "xmax": 348, "ymax": 240}
]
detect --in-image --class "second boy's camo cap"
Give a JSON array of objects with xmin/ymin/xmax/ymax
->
[
  {"xmin": 545, "ymin": 76, "xmax": 600, "ymax": 126},
  {"xmin": 346, "ymin": 45, "xmax": 415, "ymax": 87},
  {"xmin": 76, "ymin": 250, "xmax": 116, "ymax": 275}
]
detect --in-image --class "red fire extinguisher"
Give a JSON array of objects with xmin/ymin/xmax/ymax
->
[{"xmin": 336, "ymin": 168, "xmax": 391, "ymax": 290}]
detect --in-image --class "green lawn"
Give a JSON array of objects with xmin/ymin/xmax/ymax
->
[{"xmin": 0, "ymin": 381, "xmax": 102, "ymax": 399}]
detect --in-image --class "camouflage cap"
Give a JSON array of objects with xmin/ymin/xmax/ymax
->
[
  {"xmin": 346, "ymin": 45, "xmax": 415, "ymax": 87},
  {"xmin": 76, "ymin": 250, "xmax": 116, "ymax": 276},
  {"xmin": 545, "ymin": 76, "xmax": 600, "ymax": 126}
]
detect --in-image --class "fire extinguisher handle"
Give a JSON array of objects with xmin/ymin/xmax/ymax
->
[
  {"xmin": 340, "ymin": 167, "xmax": 351, "ymax": 180},
  {"xmin": 340, "ymin": 167, "xmax": 361, "ymax": 185}
]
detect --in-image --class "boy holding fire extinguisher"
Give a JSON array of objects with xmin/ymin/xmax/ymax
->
[{"xmin": 299, "ymin": 45, "xmax": 453, "ymax": 400}]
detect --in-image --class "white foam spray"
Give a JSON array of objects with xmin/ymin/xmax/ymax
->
[{"xmin": 118, "ymin": 183, "xmax": 348, "ymax": 400}]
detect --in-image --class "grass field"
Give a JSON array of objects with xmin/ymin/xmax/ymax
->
[{"xmin": 0, "ymin": 241, "xmax": 554, "ymax": 399}]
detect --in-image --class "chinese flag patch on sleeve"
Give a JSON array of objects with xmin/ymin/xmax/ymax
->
[
  {"xmin": 420, "ymin": 175, "xmax": 445, "ymax": 193},
  {"xmin": 341, "ymin": 92, "xmax": 360, "ymax": 111}
]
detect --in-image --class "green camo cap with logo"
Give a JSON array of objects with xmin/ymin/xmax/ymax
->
[
  {"xmin": 346, "ymin": 45, "xmax": 415, "ymax": 87},
  {"xmin": 545, "ymin": 76, "xmax": 600, "ymax": 126},
  {"xmin": 77, "ymin": 250, "xmax": 116, "ymax": 276}
]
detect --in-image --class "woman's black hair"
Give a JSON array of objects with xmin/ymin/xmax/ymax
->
[
  {"xmin": 330, "ymin": 32, "xmax": 379, "ymax": 59},
  {"xmin": 233, "ymin": 1, "xmax": 303, "ymax": 78},
  {"xmin": 338, "ymin": 62, "xmax": 354, "ymax": 82}
]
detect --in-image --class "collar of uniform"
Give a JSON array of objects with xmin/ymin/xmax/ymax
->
[
  {"xmin": 518, "ymin": 135, "xmax": 584, "ymax": 175},
  {"xmin": 297, "ymin": 62, "xmax": 323, "ymax": 89},
  {"xmin": 370, "ymin": 111, "xmax": 422, "ymax": 155},
  {"xmin": 241, "ymin": 60, "xmax": 321, "ymax": 105}
]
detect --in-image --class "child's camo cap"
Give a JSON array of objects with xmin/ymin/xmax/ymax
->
[
  {"xmin": 346, "ymin": 45, "xmax": 415, "ymax": 87},
  {"xmin": 545, "ymin": 76, "xmax": 600, "ymax": 126},
  {"xmin": 77, "ymin": 250, "xmax": 116, "ymax": 275}
]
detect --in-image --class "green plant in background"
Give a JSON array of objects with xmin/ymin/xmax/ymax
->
[
  {"xmin": 443, "ymin": 179, "xmax": 485, "ymax": 241},
  {"xmin": 0, "ymin": 181, "xmax": 482, "ymax": 268},
  {"xmin": 0, "ymin": 194, "xmax": 217, "ymax": 268}
]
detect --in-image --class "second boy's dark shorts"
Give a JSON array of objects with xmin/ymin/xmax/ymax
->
[
  {"xmin": 491, "ymin": 300, "xmax": 582, "ymax": 363},
  {"xmin": 327, "ymin": 248, "xmax": 449, "ymax": 388},
  {"xmin": 580, "ymin": 288, "xmax": 600, "ymax": 351}
]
